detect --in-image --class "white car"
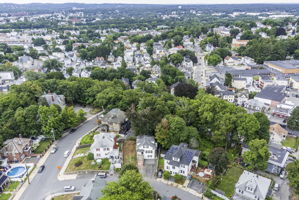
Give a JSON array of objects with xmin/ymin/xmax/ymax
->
[
  {"xmin": 64, "ymin": 150, "xmax": 70, "ymax": 158},
  {"xmin": 50, "ymin": 146, "xmax": 57, "ymax": 154},
  {"xmin": 280, "ymin": 170, "xmax": 286, "ymax": 179},
  {"xmin": 64, "ymin": 185, "xmax": 75, "ymax": 192}
]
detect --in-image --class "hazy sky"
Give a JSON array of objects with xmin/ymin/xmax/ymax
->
[{"xmin": 3, "ymin": 0, "xmax": 299, "ymax": 4}]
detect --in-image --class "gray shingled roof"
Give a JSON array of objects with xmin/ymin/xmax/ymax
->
[
  {"xmin": 136, "ymin": 135, "xmax": 157, "ymax": 151},
  {"xmin": 165, "ymin": 143, "xmax": 200, "ymax": 167},
  {"xmin": 255, "ymin": 85, "xmax": 285, "ymax": 102},
  {"xmin": 102, "ymin": 108, "xmax": 126, "ymax": 124}
]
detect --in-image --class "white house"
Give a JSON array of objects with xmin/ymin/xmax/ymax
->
[
  {"xmin": 232, "ymin": 78, "xmax": 247, "ymax": 89},
  {"xmin": 136, "ymin": 135, "xmax": 157, "ymax": 159},
  {"xmin": 164, "ymin": 143, "xmax": 200, "ymax": 177},
  {"xmin": 90, "ymin": 132, "xmax": 119, "ymax": 160},
  {"xmin": 234, "ymin": 170, "xmax": 271, "ymax": 200}
]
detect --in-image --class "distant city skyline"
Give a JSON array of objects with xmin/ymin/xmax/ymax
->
[{"xmin": 3, "ymin": 0, "xmax": 299, "ymax": 4}]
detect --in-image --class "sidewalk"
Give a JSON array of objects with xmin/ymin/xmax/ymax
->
[{"xmin": 12, "ymin": 142, "xmax": 57, "ymax": 200}]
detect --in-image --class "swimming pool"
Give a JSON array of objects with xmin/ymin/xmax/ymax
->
[{"xmin": 6, "ymin": 166, "xmax": 27, "ymax": 178}]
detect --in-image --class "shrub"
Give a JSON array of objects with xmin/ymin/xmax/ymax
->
[
  {"xmin": 173, "ymin": 174, "xmax": 185, "ymax": 184},
  {"xmin": 74, "ymin": 160, "xmax": 83, "ymax": 167},
  {"xmin": 163, "ymin": 171, "xmax": 171, "ymax": 180},
  {"xmin": 87, "ymin": 153, "xmax": 94, "ymax": 160}
]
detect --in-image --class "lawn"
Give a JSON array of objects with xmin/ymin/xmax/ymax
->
[
  {"xmin": 3, "ymin": 181, "xmax": 20, "ymax": 192},
  {"xmin": 158, "ymin": 158, "xmax": 164, "ymax": 170},
  {"xmin": 123, "ymin": 140, "xmax": 137, "ymax": 166},
  {"xmin": 0, "ymin": 193, "xmax": 12, "ymax": 200},
  {"xmin": 52, "ymin": 193, "xmax": 79, "ymax": 200},
  {"xmin": 217, "ymin": 166, "xmax": 243, "ymax": 198},
  {"xmin": 66, "ymin": 156, "xmax": 110, "ymax": 173},
  {"xmin": 73, "ymin": 147, "xmax": 90, "ymax": 156},
  {"xmin": 33, "ymin": 139, "xmax": 52, "ymax": 154},
  {"xmin": 80, "ymin": 131, "xmax": 98, "ymax": 145},
  {"xmin": 282, "ymin": 136, "xmax": 299, "ymax": 150}
]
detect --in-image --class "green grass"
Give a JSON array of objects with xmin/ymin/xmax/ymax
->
[
  {"xmin": 217, "ymin": 166, "xmax": 243, "ymax": 198},
  {"xmin": 73, "ymin": 147, "xmax": 90, "ymax": 156},
  {"xmin": 33, "ymin": 139, "xmax": 52, "ymax": 154},
  {"xmin": 66, "ymin": 156, "xmax": 110, "ymax": 173},
  {"xmin": 0, "ymin": 193, "xmax": 12, "ymax": 200},
  {"xmin": 282, "ymin": 136, "xmax": 299, "ymax": 150},
  {"xmin": 123, "ymin": 140, "xmax": 137, "ymax": 166},
  {"xmin": 158, "ymin": 158, "xmax": 164, "ymax": 170},
  {"xmin": 80, "ymin": 132, "xmax": 98, "ymax": 145},
  {"xmin": 52, "ymin": 193, "xmax": 79, "ymax": 200},
  {"xmin": 3, "ymin": 181, "xmax": 20, "ymax": 192}
]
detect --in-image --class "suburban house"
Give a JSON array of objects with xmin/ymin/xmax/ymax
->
[
  {"xmin": 136, "ymin": 135, "xmax": 157, "ymax": 160},
  {"xmin": 0, "ymin": 138, "xmax": 32, "ymax": 163},
  {"xmin": 90, "ymin": 132, "xmax": 119, "ymax": 161},
  {"xmin": 164, "ymin": 143, "xmax": 200, "ymax": 177},
  {"xmin": 269, "ymin": 123, "xmax": 288, "ymax": 144},
  {"xmin": 216, "ymin": 90, "xmax": 235, "ymax": 103},
  {"xmin": 254, "ymin": 85, "xmax": 286, "ymax": 107},
  {"xmin": 266, "ymin": 145, "xmax": 289, "ymax": 175},
  {"xmin": 40, "ymin": 93, "xmax": 66, "ymax": 107},
  {"xmin": 98, "ymin": 108, "xmax": 129, "ymax": 134},
  {"xmin": 233, "ymin": 170, "xmax": 271, "ymax": 200},
  {"xmin": 0, "ymin": 172, "xmax": 8, "ymax": 192},
  {"xmin": 231, "ymin": 39, "xmax": 249, "ymax": 48},
  {"xmin": 289, "ymin": 76, "xmax": 299, "ymax": 89}
]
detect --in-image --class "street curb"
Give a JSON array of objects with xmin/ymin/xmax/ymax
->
[
  {"xmin": 44, "ymin": 191, "xmax": 79, "ymax": 200},
  {"xmin": 57, "ymin": 126, "xmax": 98, "ymax": 181}
]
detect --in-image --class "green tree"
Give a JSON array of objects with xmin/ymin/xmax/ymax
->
[
  {"xmin": 286, "ymin": 160, "xmax": 299, "ymax": 194},
  {"xmin": 242, "ymin": 139, "xmax": 270, "ymax": 170},
  {"xmin": 169, "ymin": 53, "xmax": 184, "ymax": 66},
  {"xmin": 42, "ymin": 59, "xmax": 63, "ymax": 72},
  {"xmin": 119, "ymin": 164, "xmax": 139, "ymax": 176},
  {"xmin": 101, "ymin": 170, "xmax": 154, "ymax": 200},
  {"xmin": 66, "ymin": 67, "xmax": 74, "ymax": 77},
  {"xmin": 29, "ymin": 47, "xmax": 39, "ymax": 59},
  {"xmin": 155, "ymin": 115, "xmax": 190, "ymax": 149},
  {"xmin": 38, "ymin": 105, "xmax": 63, "ymax": 139},
  {"xmin": 294, "ymin": 49, "xmax": 299, "ymax": 59},
  {"xmin": 60, "ymin": 106, "xmax": 78, "ymax": 129},
  {"xmin": 32, "ymin": 37, "xmax": 46, "ymax": 46},
  {"xmin": 230, "ymin": 28, "xmax": 240, "ymax": 38},
  {"xmin": 212, "ymin": 48, "xmax": 232, "ymax": 61},
  {"xmin": 288, "ymin": 107, "xmax": 299, "ymax": 131},
  {"xmin": 208, "ymin": 147, "xmax": 229, "ymax": 175},
  {"xmin": 24, "ymin": 71, "xmax": 46, "ymax": 81},
  {"xmin": 253, "ymin": 112, "xmax": 270, "ymax": 142},
  {"xmin": 224, "ymin": 73, "xmax": 232, "ymax": 87},
  {"xmin": 206, "ymin": 54, "xmax": 222, "ymax": 66}
]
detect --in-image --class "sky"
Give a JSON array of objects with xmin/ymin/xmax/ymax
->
[{"xmin": 2, "ymin": 0, "xmax": 299, "ymax": 4}]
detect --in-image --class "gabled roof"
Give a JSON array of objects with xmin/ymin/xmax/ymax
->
[
  {"xmin": 1, "ymin": 138, "xmax": 32, "ymax": 154},
  {"xmin": 269, "ymin": 124, "xmax": 288, "ymax": 136},
  {"xmin": 136, "ymin": 135, "xmax": 157, "ymax": 150},
  {"xmin": 102, "ymin": 108, "xmax": 126, "ymax": 124},
  {"xmin": 165, "ymin": 143, "xmax": 200, "ymax": 167},
  {"xmin": 267, "ymin": 145, "xmax": 289, "ymax": 168},
  {"xmin": 91, "ymin": 132, "xmax": 116, "ymax": 149},
  {"xmin": 235, "ymin": 170, "xmax": 271, "ymax": 200}
]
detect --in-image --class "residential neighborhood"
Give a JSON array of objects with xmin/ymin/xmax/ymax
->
[{"xmin": 0, "ymin": 2, "xmax": 299, "ymax": 200}]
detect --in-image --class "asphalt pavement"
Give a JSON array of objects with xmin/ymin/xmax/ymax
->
[{"xmin": 20, "ymin": 116, "xmax": 98, "ymax": 200}]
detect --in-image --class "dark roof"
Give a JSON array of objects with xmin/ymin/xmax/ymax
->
[
  {"xmin": 0, "ymin": 172, "xmax": 8, "ymax": 186},
  {"xmin": 255, "ymin": 85, "xmax": 286, "ymax": 102},
  {"xmin": 165, "ymin": 143, "xmax": 200, "ymax": 167},
  {"xmin": 265, "ymin": 60, "xmax": 299, "ymax": 69},
  {"xmin": 229, "ymin": 69, "xmax": 271, "ymax": 77}
]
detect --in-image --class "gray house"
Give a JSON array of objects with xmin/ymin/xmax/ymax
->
[
  {"xmin": 99, "ymin": 108, "xmax": 127, "ymax": 133},
  {"xmin": 164, "ymin": 143, "xmax": 200, "ymax": 177},
  {"xmin": 40, "ymin": 93, "xmax": 66, "ymax": 107},
  {"xmin": 266, "ymin": 145, "xmax": 289, "ymax": 175},
  {"xmin": 234, "ymin": 170, "xmax": 271, "ymax": 200},
  {"xmin": 136, "ymin": 135, "xmax": 157, "ymax": 160},
  {"xmin": 73, "ymin": 176, "xmax": 106, "ymax": 200}
]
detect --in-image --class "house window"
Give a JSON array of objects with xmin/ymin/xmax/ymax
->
[{"xmin": 172, "ymin": 166, "xmax": 175, "ymax": 169}]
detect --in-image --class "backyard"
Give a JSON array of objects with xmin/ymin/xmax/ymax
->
[
  {"xmin": 33, "ymin": 138, "xmax": 52, "ymax": 154},
  {"xmin": 123, "ymin": 140, "xmax": 137, "ymax": 166},
  {"xmin": 0, "ymin": 193, "xmax": 11, "ymax": 200},
  {"xmin": 282, "ymin": 136, "xmax": 299, "ymax": 150},
  {"xmin": 216, "ymin": 166, "xmax": 243, "ymax": 198},
  {"xmin": 3, "ymin": 181, "xmax": 20, "ymax": 192},
  {"xmin": 66, "ymin": 156, "xmax": 110, "ymax": 173}
]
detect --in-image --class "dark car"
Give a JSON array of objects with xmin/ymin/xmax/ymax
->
[
  {"xmin": 70, "ymin": 128, "xmax": 77, "ymax": 133},
  {"xmin": 38, "ymin": 165, "xmax": 45, "ymax": 173}
]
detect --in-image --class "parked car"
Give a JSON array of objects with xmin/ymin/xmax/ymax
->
[
  {"xmin": 64, "ymin": 185, "xmax": 75, "ymax": 192},
  {"xmin": 70, "ymin": 128, "xmax": 77, "ymax": 134},
  {"xmin": 50, "ymin": 146, "xmax": 58, "ymax": 154},
  {"xmin": 64, "ymin": 150, "xmax": 70, "ymax": 158},
  {"xmin": 273, "ymin": 183, "xmax": 280, "ymax": 191},
  {"xmin": 157, "ymin": 169, "xmax": 163, "ymax": 178},
  {"xmin": 38, "ymin": 165, "xmax": 45, "ymax": 173},
  {"xmin": 97, "ymin": 172, "xmax": 107, "ymax": 178},
  {"xmin": 280, "ymin": 170, "xmax": 286, "ymax": 179}
]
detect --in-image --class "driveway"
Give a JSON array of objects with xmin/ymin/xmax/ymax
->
[
  {"xmin": 145, "ymin": 178, "xmax": 200, "ymax": 200},
  {"xmin": 139, "ymin": 159, "xmax": 157, "ymax": 177},
  {"xmin": 20, "ymin": 116, "xmax": 99, "ymax": 200}
]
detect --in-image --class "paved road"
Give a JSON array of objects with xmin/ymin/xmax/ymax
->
[{"xmin": 20, "ymin": 116, "xmax": 98, "ymax": 200}]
